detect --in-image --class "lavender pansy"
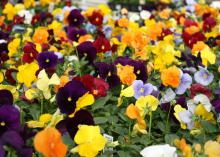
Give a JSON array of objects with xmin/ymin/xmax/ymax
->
[
  {"xmin": 160, "ymin": 88, "xmax": 176, "ymax": 104},
  {"xmin": 176, "ymin": 72, "xmax": 192, "ymax": 95},
  {"xmin": 194, "ymin": 67, "xmax": 214, "ymax": 86},
  {"xmin": 132, "ymin": 80, "xmax": 153, "ymax": 99}
]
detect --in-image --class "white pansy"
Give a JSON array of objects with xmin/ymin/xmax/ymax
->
[
  {"xmin": 193, "ymin": 94, "xmax": 212, "ymax": 112},
  {"xmin": 129, "ymin": 13, "xmax": 140, "ymax": 22},
  {"xmin": 140, "ymin": 10, "xmax": 151, "ymax": 20},
  {"xmin": 140, "ymin": 144, "xmax": 177, "ymax": 157},
  {"xmin": 160, "ymin": 88, "xmax": 176, "ymax": 103},
  {"xmin": 18, "ymin": 10, "xmax": 33, "ymax": 25},
  {"xmin": 211, "ymin": 1, "xmax": 220, "ymax": 9},
  {"xmin": 0, "ymin": 40, "xmax": 7, "ymax": 44}
]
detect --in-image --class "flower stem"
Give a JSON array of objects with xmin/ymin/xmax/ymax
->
[
  {"xmin": 165, "ymin": 104, "xmax": 172, "ymax": 134},
  {"xmin": 149, "ymin": 112, "xmax": 153, "ymax": 140},
  {"xmin": 40, "ymin": 98, "xmax": 44, "ymax": 115}
]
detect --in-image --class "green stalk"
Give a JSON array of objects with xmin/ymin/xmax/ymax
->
[{"xmin": 148, "ymin": 112, "xmax": 153, "ymax": 140}]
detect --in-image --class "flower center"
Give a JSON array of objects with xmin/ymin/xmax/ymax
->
[
  {"xmin": 0, "ymin": 122, "xmax": 5, "ymax": 126},
  {"xmin": 74, "ymin": 18, "xmax": 77, "ymax": 22},
  {"xmin": 140, "ymin": 88, "xmax": 144, "ymax": 93},
  {"xmin": 93, "ymin": 90, "xmax": 98, "ymax": 95},
  {"xmin": 101, "ymin": 45, "xmax": 105, "ymax": 50},
  {"xmin": 203, "ymin": 73, "xmax": 208, "ymax": 79},
  {"xmin": 45, "ymin": 59, "xmax": 50, "ymax": 63},
  {"xmin": 108, "ymin": 72, "xmax": 111, "ymax": 76},
  {"xmin": 30, "ymin": 53, "xmax": 33, "ymax": 57},
  {"xmin": 76, "ymin": 34, "xmax": 80, "ymax": 38},
  {"xmin": 68, "ymin": 97, "xmax": 72, "ymax": 102},
  {"xmin": 50, "ymin": 142, "xmax": 55, "ymax": 148},
  {"xmin": 137, "ymin": 70, "xmax": 140, "ymax": 74},
  {"xmin": 95, "ymin": 18, "xmax": 99, "ymax": 22}
]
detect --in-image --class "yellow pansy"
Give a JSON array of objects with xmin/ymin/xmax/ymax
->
[
  {"xmin": 204, "ymin": 140, "xmax": 220, "ymax": 157},
  {"xmin": 118, "ymin": 85, "xmax": 134, "ymax": 106},
  {"xmin": 40, "ymin": 0, "xmax": 51, "ymax": 6},
  {"xmin": 14, "ymin": 3, "xmax": 25, "ymax": 12},
  {"xmin": 36, "ymin": 69, "xmax": 60, "ymax": 99},
  {"xmin": 174, "ymin": 105, "xmax": 187, "ymax": 129},
  {"xmin": 24, "ymin": 0, "xmax": 35, "ymax": 8},
  {"xmin": 0, "ymin": 72, "xmax": 4, "ymax": 83},
  {"xmin": 27, "ymin": 114, "xmax": 52, "ymax": 128},
  {"xmin": 136, "ymin": 95, "xmax": 159, "ymax": 116},
  {"xmin": 0, "ymin": 84, "xmax": 19, "ymax": 100},
  {"xmin": 72, "ymin": 125, "xmax": 107, "ymax": 157},
  {"xmin": 25, "ymin": 88, "xmax": 39, "ymax": 100},
  {"xmin": 17, "ymin": 62, "xmax": 39, "ymax": 87},
  {"xmin": 194, "ymin": 104, "xmax": 215, "ymax": 122},
  {"xmin": 69, "ymin": 92, "xmax": 94, "ymax": 117},
  {"xmin": 3, "ymin": 3, "xmax": 17, "ymax": 20},
  {"xmin": 8, "ymin": 38, "xmax": 21, "ymax": 57},
  {"xmin": 98, "ymin": 4, "xmax": 111, "ymax": 15}
]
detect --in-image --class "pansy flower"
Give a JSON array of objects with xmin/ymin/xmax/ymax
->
[
  {"xmin": 95, "ymin": 62, "xmax": 120, "ymax": 88},
  {"xmin": 72, "ymin": 125, "xmax": 107, "ymax": 157},
  {"xmin": 0, "ymin": 105, "xmax": 20, "ymax": 135},
  {"xmin": 93, "ymin": 35, "xmax": 111, "ymax": 53},
  {"xmin": 37, "ymin": 51, "xmax": 58, "ymax": 69},
  {"xmin": 88, "ymin": 10, "xmax": 103, "ymax": 26},
  {"xmin": 67, "ymin": 9, "xmax": 84, "ymax": 26},
  {"xmin": 34, "ymin": 127, "xmax": 67, "ymax": 157},
  {"xmin": 22, "ymin": 42, "xmax": 38, "ymax": 63},
  {"xmin": 17, "ymin": 62, "xmax": 39, "ymax": 88},
  {"xmin": 74, "ymin": 74, "xmax": 109, "ymax": 98},
  {"xmin": 65, "ymin": 109, "xmax": 94, "ymax": 139},
  {"xmin": 190, "ymin": 83, "xmax": 211, "ymax": 98},
  {"xmin": 67, "ymin": 27, "xmax": 87, "ymax": 41},
  {"xmin": 76, "ymin": 41, "xmax": 97, "ymax": 63},
  {"xmin": 161, "ymin": 66, "xmax": 181, "ymax": 88},
  {"xmin": 32, "ymin": 27, "xmax": 49, "ymax": 45},
  {"xmin": 194, "ymin": 67, "xmax": 214, "ymax": 86},
  {"xmin": 56, "ymin": 80, "xmax": 88, "ymax": 115},
  {"xmin": 203, "ymin": 17, "xmax": 217, "ymax": 32},
  {"xmin": 176, "ymin": 72, "xmax": 192, "ymax": 95},
  {"xmin": 36, "ymin": 69, "xmax": 60, "ymax": 99},
  {"xmin": 0, "ymin": 89, "xmax": 13, "ymax": 106},
  {"xmin": 132, "ymin": 80, "xmax": 153, "ymax": 99}
]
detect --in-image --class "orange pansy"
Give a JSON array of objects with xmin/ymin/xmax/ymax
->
[
  {"xmin": 117, "ymin": 64, "xmax": 136, "ymax": 86},
  {"xmin": 34, "ymin": 127, "xmax": 67, "ymax": 157},
  {"xmin": 118, "ymin": 18, "xmax": 129, "ymax": 28},
  {"xmin": 161, "ymin": 66, "xmax": 181, "ymax": 88},
  {"xmin": 33, "ymin": 27, "xmax": 49, "ymax": 45}
]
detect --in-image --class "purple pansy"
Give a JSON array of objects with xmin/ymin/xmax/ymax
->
[
  {"xmin": 0, "ymin": 90, "xmax": 13, "ymax": 106},
  {"xmin": 132, "ymin": 80, "xmax": 153, "ymax": 99},
  {"xmin": 56, "ymin": 80, "xmax": 88, "ymax": 115},
  {"xmin": 37, "ymin": 51, "xmax": 58, "ymax": 69},
  {"xmin": 95, "ymin": 62, "xmax": 120, "ymax": 88},
  {"xmin": 76, "ymin": 41, "xmax": 97, "ymax": 63},
  {"xmin": 65, "ymin": 109, "xmax": 94, "ymax": 139},
  {"xmin": 67, "ymin": 27, "xmax": 87, "ymax": 41},
  {"xmin": 67, "ymin": 9, "xmax": 84, "ymax": 27},
  {"xmin": 194, "ymin": 67, "xmax": 214, "ymax": 86},
  {"xmin": 176, "ymin": 72, "xmax": 192, "ymax": 95},
  {"xmin": 0, "ymin": 105, "xmax": 20, "ymax": 135}
]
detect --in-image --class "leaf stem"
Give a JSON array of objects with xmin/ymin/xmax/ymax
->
[{"xmin": 149, "ymin": 112, "xmax": 153, "ymax": 140}]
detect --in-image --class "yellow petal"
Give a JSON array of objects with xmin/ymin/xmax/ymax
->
[
  {"xmin": 25, "ymin": 88, "xmax": 39, "ymax": 100},
  {"xmin": 39, "ymin": 114, "xmax": 52, "ymax": 123},
  {"xmin": 27, "ymin": 121, "xmax": 45, "ymax": 128},
  {"xmin": 121, "ymin": 85, "xmax": 134, "ymax": 97},
  {"xmin": 76, "ymin": 93, "xmax": 94, "ymax": 111},
  {"xmin": 49, "ymin": 73, "xmax": 60, "ymax": 85},
  {"xmin": 0, "ymin": 72, "xmax": 4, "ymax": 83},
  {"xmin": 174, "ymin": 105, "xmax": 187, "ymax": 129}
]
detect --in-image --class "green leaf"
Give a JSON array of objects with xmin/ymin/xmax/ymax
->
[
  {"xmin": 94, "ymin": 117, "xmax": 108, "ymax": 124},
  {"xmin": 165, "ymin": 134, "xmax": 179, "ymax": 144},
  {"xmin": 201, "ymin": 120, "xmax": 218, "ymax": 133}
]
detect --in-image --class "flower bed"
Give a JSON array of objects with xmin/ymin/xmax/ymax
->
[{"xmin": 0, "ymin": 0, "xmax": 220, "ymax": 157}]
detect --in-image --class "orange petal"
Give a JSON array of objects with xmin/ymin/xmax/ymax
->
[{"xmin": 126, "ymin": 104, "xmax": 140, "ymax": 119}]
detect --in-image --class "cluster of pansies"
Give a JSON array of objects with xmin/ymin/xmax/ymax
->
[{"xmin": 0, "ymin": 0, "xmax": 220, "ymax": 156}]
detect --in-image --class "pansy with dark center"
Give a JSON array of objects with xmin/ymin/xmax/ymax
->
[
  {"xmin": 95, "ymin": 62, "xmax": 120, "ymax": 88},
  {"xmin": 93, "ymin": 35, "xmax": 111, "ymax": 53},
  {"xmin": 76, "ymin": 41, "xmax": 97, "ymax": 63},
  {"xmin": 56, "ymin": 80, "xmax": 88, "ymax": 115},
  {"xmin": 65, "ymin": 109, "xmax": 94, "ymax": 139},
  {"xmin": 0, "ymin": 89, "xmax": 13, "ymax": 106},
  {"xmin": 22, "ymin": 42, "xmax": 38, "ymax": 63},
  {"xmin": 0, "ymin": 105, "xmax": 20, "ymax": 135},
  {"xmin": 37, "ymin": 51, "xmax": 58, "ymax": 69},
  {"xmin": 67, "ymin": 9, "xmax": 84, "ymax": 27},
  {"xmin": 67, "ymin": 27, "xmax": 87, "ymax": 41}
]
